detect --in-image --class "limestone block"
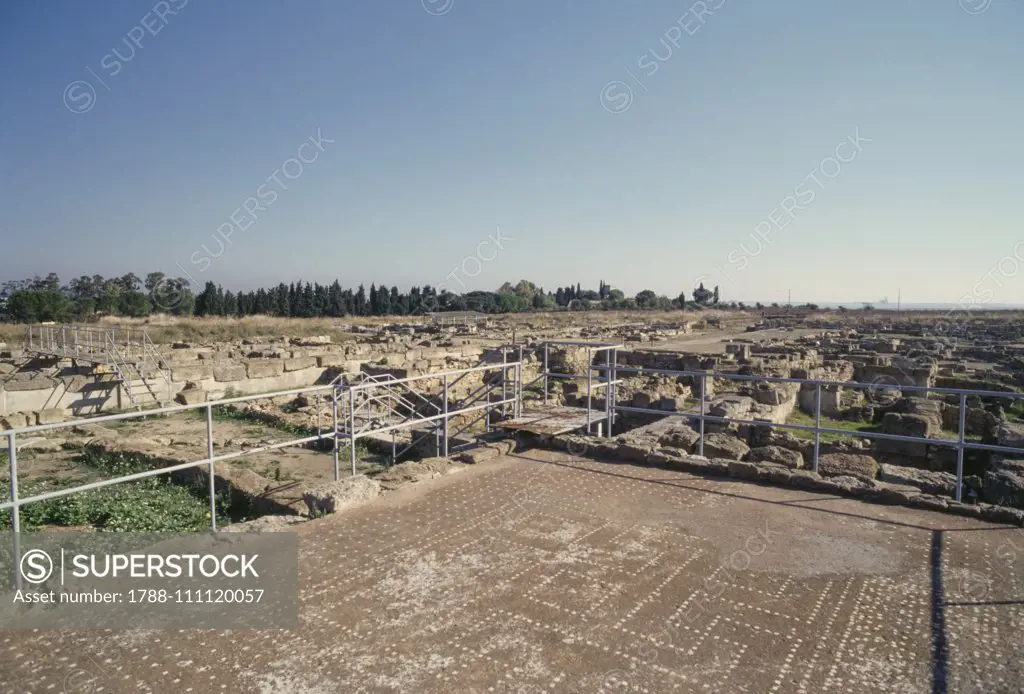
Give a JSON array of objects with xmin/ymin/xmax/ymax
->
[
  {"xmin": 284, "ymin": 357, "xmax": 318, "ymax": 372},
  {"xmin": 213, "ymin": 364, "xmax": 247, "ymax": 382},
  {"xmin": 702, "ymin": 433, "xmax": 750, "ymax": 460},
  {"xmin": 171, "ymin": 365, "xmax": 213, "ymax": 383},
  {"xmin": 303, "ymin": 476, "xmax": 380, "ymax": 515},
  {"xmin": 176, "ymin": 389, "xmax": 208, "ymax": 406},
  {"xmin": 1, "ymin": 414, "xmax": 33, "ymax": 430},
  {"xmin": 34, "ymin": 409, "xmax": 65, "ymax": 425},
  {"xmin": 60, "ymin": 375, "xmax": 90, "ymax": 393},
  {"xmin": 746, "ymin": 445, "xmax": 804, "ymax": 469},
  {"xmin": 658, "ymin": 395, "xmax": 688, "ymax": 411},
  {"xmin": 316, "ymin": 354, "xmax": 348, "ymax": 368},
  {"xmin": 984, "ymin": 470, "xmax": 1024, "ymax": 508},
  {"xmin": 246, "ymin": 361, "xmax": 285, "ymax": 379},
  {"xmin": 2, "ymin": 377, "xmax": 55, "ymax": 391},
  {"xmin": 818, "ymin": 452, "xmax": 878, "ymax": 479}
]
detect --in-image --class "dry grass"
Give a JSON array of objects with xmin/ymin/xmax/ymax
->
[
  {"xmin": 0, "ymin": 309, "xmax": 743, "ymax": 347},
  {"xmin": 0, "ymin": 315, "xmax": 366, "ymax": 346},
  {"xmin": 8, "ymin": 307, "xmax": 1018, "ymax": 348}
]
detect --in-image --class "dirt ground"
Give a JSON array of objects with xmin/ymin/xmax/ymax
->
[
  {"xmin": 3, "ymin": 449, "xmax": 1022, "ymax": 693},
  {"xmin": 650, "ymin": 326, "xmax": 825, "ymax": 354}
]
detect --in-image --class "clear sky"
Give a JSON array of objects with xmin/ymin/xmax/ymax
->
[{"xmin": 1, "ymin": 0, "xmax": 1022, "ymax": 305}]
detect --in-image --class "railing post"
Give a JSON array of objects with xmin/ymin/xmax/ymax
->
[
  {"xmin": 349, "ymin": 387, "xmax": 357, "ymax": 477},
  {"xmin": 443, "ymin": 373, "xmax": 449, "ymax": 458},
  {"xmin": 516, "ymin": 362, "xmax": 523, "ymax": 419},
  {"xmin": 8, "ymin": 432, "xmax": 21, "ymax": 590},
  {"xmin": 206, "ymin": 404, "xmax": 216, "ymax": 531},
  {"xmin": 502, "ymin": 349, "xmax": 508, "ymax": 418},
  {"xmin": 609, "ymin": 348, "xmax": 618, "ymax": 436},
  {"xmin": 605, "ymin": 349, "xmax": 613, "ymax": 438},
  {"xmin": 316, "ymin": 393, "xmax": 322, "ymax": 436},
  {"xmin": 332, "ymin": 387, "xmax": 340, "ymax": 482},
  {"xmin": 956, "ymin": 393, "xmax": 967, "ymax": 503},
  {"xmin": 543, "ymin": 343, "xmax": 549, "ymax": 405},
  {"xmin": 516, "ymin": 346, "xmax": 523, "ymax": 418},
  {"xmin": 698, "ymin": 373, "xmax": 706, "ymax": 457},
  {"xmin": 813, "ymin": 383, "xmax": 822, "ymax": 474},
  {"xmin": 586, "ymin": 348, "xmax": 593, "ymax": 434}
]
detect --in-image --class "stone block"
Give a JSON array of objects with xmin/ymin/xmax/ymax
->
[
  {"xmin": 171, "ymin": 365, "xmax": 213, "ymax": 383},
  {"xmin": 246, "ymin": 361, "xmax": 285, "ymax": 379},
  {"xmin": 709, "ymin": 395, "xmax": 756, "ymax": 420},
  {"xmin": 284, "ymin": 357, "xmax": 318, "ymax": 372},
  {"xmin": 34, "ymin": 409, "xmax": 65, "ymax": 425},
  {"xmin": 18, "ymin": 437, "xmax": 66, "ymax": 452},
  {"xmin": 818, "ymin": 453, "xmax": 879, "ymax": 479},
  {"xmin": 879, "ymin": 463, "xmax": 956, "ymax": 496},
  {"xmin": 316, "ymin": 354, "xmax": 349, "ymax": 368},
  {"xmin": 615, "ymin": 442, "xmax": 653, "ymax": 463},
  {"xmin": 753, "ymin": 386, "xmax": 786, "ymax": 406},
  {"xmin": 176, "ymin": 389, "xmax": 208, "ymax": 406},
  {"xmin": 60, "ymin": 375, "xmax": 90, "ymax": 393},
  {"xmin": 632, "ymin": 392, "xmax": 655, "ymax": 409},
  {"xmin": 1, "ymin": 413, "xmax": 33, "ymax": 430},
  {"xmin": 2, "ymin": 377, "xmax": 55, "ymax": 391},
  {"xmin": 980, "ymin": 505, "xmax": 1024, "ymax": 526},
  {"xmin": 999, "ymin": 422, "xmax": 1024, "ymax": 449},
  {"xmin": 303, "ymin": 475, "xmax": 380, "ymax": 515},
  {"xmin": 658, "ymin": 395, "xmax": 689, "ymax": 411},
  {"xmin": 702, "ymin": 433, "xmax": 750, "ymax": 460},
  {"xmin": 882, "ymin": 412, "xmax": 935, "ymax": 438},
  {"xmin": 746, "ymin": 445, "xmax": 803, "ymax": 469},
  {"xmin": 658, "ymin": 426, "xmax": 700, "ymax": 452},
  {"xmin": 456, "ymin": 446, "xmax": 502, "ymax": 464},
  {"xmin": 766, "ymin": 467, "xmax": 793, "ymax": 485},
  {"xmin": 787, "ymin": 470, "xmax": 825, "ymax": 490},
  {"xmin": 213, "ymin": 364, "xmax": 247, "ymax": 382},
  {"xmin": 292, "ymin": 335, "xmax": 331, "ymax": 346},
  {"xmin": 728, "ymin": 461, "xmax": 761, "ymax": 481},
  {"xmin": 984, "ymin": 470, "xmax": 1024, "ymax": 508}
]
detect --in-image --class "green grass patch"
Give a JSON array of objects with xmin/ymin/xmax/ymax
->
[
  {"xmin": 0, "ymin": 447, "xmax": 231, "ymax": 532},
  {"xmin": 1006, "ymin": 400, "xmax": 1024, "ymax": 420},
  {"xmin": 785, "ymin": 410, "xmax": 982, "ymax": 443},
  {"xmin": 785, "ymin": 410, "xmax": 879, "ymax": 443}
]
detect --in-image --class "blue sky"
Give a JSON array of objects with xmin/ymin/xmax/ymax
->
[{"xmin": 1, "ymin": 0, "xmax": 1021, "ymax": 305}]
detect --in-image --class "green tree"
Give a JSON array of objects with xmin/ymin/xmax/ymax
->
[
  {"xmin": 117, "ymin": 290, "xmax": 151, "ymax": 317},
  {"xmin": 635, "ymin": 290, "xmax": 657, "ymax": 309}
]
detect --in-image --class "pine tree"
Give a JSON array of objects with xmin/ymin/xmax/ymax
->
[
  {"xmin": 328, "ymin": 280, "xmax": 344, "ymax": 316},
  {"xmin": 355, "ymin": 284, "xmax": 367, "ymax": 316}
]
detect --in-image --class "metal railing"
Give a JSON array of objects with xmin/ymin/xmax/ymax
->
[
  {"xmin": 25, "ymin": 324, "xmax": 173, "ymax": 406},
  {"xmin": 582, "ymin": 364, "xmax": 1024, "ymax": 504},
  {"xmin": 2, "ymin": 360, "xmax": 523, "ymax": 586},
  {"xmin": 530, "ymin": 341, "xmax": 623, "ymax": 436},
  {"xmin": 7, "ymin": 340, "xmax": 1024, "ymax": 585}
]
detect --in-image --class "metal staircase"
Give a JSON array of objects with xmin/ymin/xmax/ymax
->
[
  {"xmin": 335, "ymin": 370, "xmax": 445, "ymax": 461},
  {"xmin": 330, "ymin": 352, "xmax": 522, "ymax": 462},
  {"xmin": 25, "ymin": 324, "xmax": 172, "ymax": 410}
]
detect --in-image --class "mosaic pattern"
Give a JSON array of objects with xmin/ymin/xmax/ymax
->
[{"xmin": 3, "ymin": 449, "xmax": 1023, "ymax": 693}]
